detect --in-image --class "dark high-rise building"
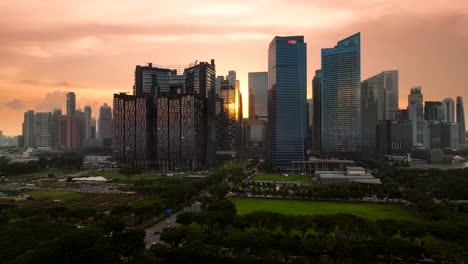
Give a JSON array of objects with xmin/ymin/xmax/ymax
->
[
  {"xmin": 216, "ymin": 71, "xmax": 243, "ymax": 152},
  {"xmin": 267, "ymin": 36, "xmax": 307, "ymax": 168},
  {"xmin": 244, "ymin": 119, "xmax": 267, "ymax": 159},
  {"xmin": 428, "ymin": 121, "xmax": 459, "ymax": 149},
  {"xmin": 424, "ymin": 101, "xmax": 444, "ymax": 121},
  {"xmin": 99, "ymin": 103, "xmax": 112, "ymax": 140},
  {"xmin": 22, "ymin": 110, "xmax": 35, "ymax": 148},
  {"xmin": 248, "ymin": 72, "xmax": 268, "ymax": 120},
  {"xmin": 361, "ymin": 70, "xmax": 399, "ymax": 154},
  {"xmin": 51, "ymin": 108, "xmax": 62, "ymax": 147},
  {"xmin": 321, "ymin": 33, "xmax": 361, "ymax": 156},
  {"xmin": 58, "ymin": 115, "xmax": 84, "ymax": 149},
  {"xmin": 442, "ymin": 98, "xmax": 455, "ymax": 122},
  {"xmin": 66, "ymin": 92, "xmax": 76, "ymax": 115},
  {"xmin": 312, "ymin": 69, "xmax": 321, "ymax": 150},
  {"xmin": 84, "ymin": 106, "xmax": 94, "ymax": 139},
  {"xmin": 113, "ymin": 93, "xmax": 154, "ymax": 168},
  {"xmin": 393, "ymin": 109, "xmax": 409, "ymax": 120},
  {"xmin": 113, "ymin": 60, "xmax": 216, "ymax": 169},
  {"xmin": 376, "ymin": 120, "xmax": 413, "ymax": 156},
  {"xmin": 307, "ymin": 98, "xmax": 313, "ymax": 149},
  {"xmin": 456, "ymin": 96, "xmax": 466, "ymax": 145}
]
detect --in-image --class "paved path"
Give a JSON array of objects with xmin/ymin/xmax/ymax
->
[{"xmin": 144, "ymin": 201, "xmax": 201, "ymax": 248}]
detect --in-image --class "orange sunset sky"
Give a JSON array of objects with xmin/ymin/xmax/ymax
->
[{"xmin": 0, "ymin": 0, "xmax": 467, "ymax": 136}]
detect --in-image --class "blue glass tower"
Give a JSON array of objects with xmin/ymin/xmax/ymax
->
[
  {"xmin": 267, "ymin": 36, "xmax": 307, "ymax": 167},
  {"xmin": 321, "ymin": 33, "xmax": 361, "ymax": 155}
]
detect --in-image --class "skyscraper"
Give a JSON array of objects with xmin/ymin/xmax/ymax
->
[
  {"xmin": 321, "ymin": 33, "xmax": 361, "ymax": 156},
  {"xmin": 408, "ymin": 87, "xmax": 427, "ymax": 146},
  {"xmin": 51, "ymin": 108, "xmax": 62, "ymax": 147},
  {"xmin": 267, "ymin": 36, "xmax": 307, "ymax": 167},
  {"xmin": 34, "ymin": 112, "xmax": 52, "ymax": 147},
  {"xmin": 248, "ymin": 72, "xmax": 268, "ymax": 120},
  {"xmin": 312, "ymin": 69, "xmax": 321, "ymax": 150},
  {"xmin": 360, "ymin": 70, "xmax": 399, "ymax": 154},
  {"xmin": 66, "ymin": 92, "xmax": 76, "ymax": 115},
  {"xmin": 216, "ymin": 71, "xmax": 243, "ymax": 152},
  {"xmin": 442, "ymin": 98, "xmax": 455, "ymax": 122},
  {"xmin": 22, "ymin": 110, "xmax": 35, "ymax": 148},
  {"xmin": 98, "ymin": 103, "xmax": 112, "ymax": 140},
  {"xmin": 424, "ymin": 101, "xmax": 444, "ymax": 121},
  {"xmin": 84, "ymin": 106, "xmax": 94, "ymax": 139},
  {"xmin": 457, "ymin": 96, "xmax": 466, "ymax": 145},
  {"xmin": 113, "ymin": 93, "xmax": 154, "ymax": 168}
]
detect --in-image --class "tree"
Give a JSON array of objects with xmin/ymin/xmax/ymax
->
[
  {"xmin": 160, "ymin": 226, "xmax": 188, "ymax": 248},
  {"xmin": 312, "ymin": 215, "xmax": 336, "ymax": 237},
  {"xmin": 111, "ymin": 229, "xmax": 146, "ymax": 261},
  {"xmin": 210, "ymin": 184, "xmax": 230, "ymax": 199},
  {"xmin": 176, "ymin": 212, "xmax": 194, "ymax": 226},
  {"xmin": 399, "ymin": 220, "xmax": 426, "ymax": 244},
  {"xmin": 94, "ymin": 215, "xmax": 126, "ymax": 235},
  {"xmin": 376, "ymin": 219, "xmax": 399, "ymax": 240}
]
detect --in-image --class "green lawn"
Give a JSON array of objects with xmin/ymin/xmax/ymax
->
[
  {"xmin": 252, "ymin": 174, "xmax": 311, "ymax": 183},
  {"xmin": 20, "ymin": 190, "xmax": 82, "ymax": 201},
  {"xmin": 85, "ymin": 171, "xmax": 184, "ymax": 183},
  {"xmin": 232, "ymin": 198, "xmax": 421, "ymax": 221}
]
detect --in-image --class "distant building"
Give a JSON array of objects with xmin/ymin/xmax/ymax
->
[
  {"xmin": 424, "ymin": 101, "xmax": 444, "ymax": 121},
  {"xmin": 248, "ymin": 72, "xmax": 268, "ymax": 120},
  {"xmin": 98, "ymin": 103, "xmax": 112, "ymax": 140},
  {"xmin": 321, "ymin": 33, "xmax": 361, "ymax": 156},
  {"xmin": 307, "ymin": 98, "xmax": 313, "ymax": 149},
  {"xmin": 66, "ymin": 92, "xmax": 76, "ymax": 115},
  {"xmin": 58, "ymin": 115, "xmax": 84, "ymax": 150},
  {"xmin": 442, "ymin": 98, "xmax": 455, "ymax": 122},
  {"xmin": 312, "ymin": 69, "xmax": 321, "ymax": 150},
  {"xmin": 243, "ymin": 119, "xmax": 267, "ymax": 159},
  {"xmin": 84, "ymin": 106, "xmax": 95, "ymax": 139},
  {"xmin": 268, "ymin": 36, "xmax": 307, "ymax": 167},
  {"xmin": 22, "ymin": 110, "xmax": 35, "ymax": 148},
  {"xmin": 34, "ymin": 112, "xmax": 52, "ymax": 147},
  {"xmin": 216, "ymin": 71, "xmax": 243, "ymax": 152},
  {"xmin": 408, "ymin": 87, "xmax": 428, "ymax": 146},
  {"xmin": 393, "ymin": 109, "xmax": 409, "ymax": 120},
  {"xmin": 0, "ymin": 130, "xmax": 2, "ymax": 146},
  {"xmin": 51, "ymin": 108, "xmax": 62, "ymax": 147},
  {"xmin": 428, "ymin": 121, "xmax": 459, "ymax": 149},
  {"xmin": 376, "ymin": 120, "xmax": 413, "ymax": 156},
  {"xmin": 456, "ymin": 96, "xmax": 466, "ymax": 145}
]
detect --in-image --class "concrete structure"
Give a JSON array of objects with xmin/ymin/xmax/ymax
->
[
  {"xmin": 267, "ymin": 36, "xmax": 307, "ymax": 167},
  {"xmin": 321, "ymin": 33, "xmax": 361, "ymax": 156},
  {"xmin": 442, "ymin": 98, "xmax": 455, "ymax": 122},
  {"xmin": 34, "ymin": 112, "xmax": 52, "ymax": 147},
  {"xmin": 291, "ymin": 158, "xmax": 355, "ymax": 173},
  {"xmin": 376, "ymin": 120, "xmax": 413, "ymax": 156},
  {"xmin": 98, "ymin": 103, "xmax": 112, "ymax": 140},
  {"xmin": 22, "ymin": 110, "xmax": 35, "ymax": 148},
  {"xmin": 66, "ymin": 92, "xmax": 76, "ymax": 115},
  {"xmin": 248, "ymin": 72, "xmax": 268, "ymax": 120},
  {"xmin": 456, "ymin": 96, "xmax": 466, "ymax": 145},
  {"xmin": 314, "ymin": 167, "xmax": 381, "ymax": 185}
]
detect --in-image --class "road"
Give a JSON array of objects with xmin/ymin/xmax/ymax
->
[{"xmin": 144, "ymin": 201, "xmax": 201, "ymax": 248}]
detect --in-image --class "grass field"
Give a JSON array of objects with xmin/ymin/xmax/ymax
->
[
  {"xmin": 21, "ymin": 190, "xmax": 82, "ymax": 201},
  {"xmin": 252, "ymin": 174, "xmax": 311, "ymax": 183},
  {"xmin": 232, "ymin": 198, "xmax": 421, "ymax": 221}
]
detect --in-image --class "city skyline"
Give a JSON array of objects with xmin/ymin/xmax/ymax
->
[{"xmin": 1, "ymin": 0, "xmax": 468, "ymax": 135}]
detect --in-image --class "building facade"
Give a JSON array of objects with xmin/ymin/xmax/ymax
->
[
  {"xmin": 66, "ymin": 92, "xmax": 76, "ymax": 115},
  {"xmin": 312, "ymin": 69, "xmax": 321, "ymax": 150},
  {"xmin": 408, "ymin": 87, "xmax": 427, "ymax": 146},
  {"xmin": 34, "ymin": 112, "xmax": 52, "ymax": 147},
  {"xmin": 456, "ymin": 96, "xmax": 466, "ymax": 145},
  {"xmin": 58, "ymin": 115, "xmax": 84, "ymax": 149},
  {"xmin": 99, "ymin": 103, "xmax": 112, "ymax": 140},
  {"xmin": 248, "ymin": 72, "xmax": 268, "ymax": 120},
  {"xmin": 321, "ymin": 33, "xmax": 361, "ymax": 156},
  {"xmin": 22, "ymin": 110, "xmax": 35, "ymax": 148},
  {"xmin": 442, "ymin": 98, "xmax": 455, "ymax": 122},
  {"xmin": 267, "ymin": 36, "xmax": 307, "ymax": 167},
  {"xmin": 424, "ymin": 101, "xmax": 444, "ymax": 121},
  {"xmin": 376, "ymin": 120, "xmax": 413, "ymax": 156}
]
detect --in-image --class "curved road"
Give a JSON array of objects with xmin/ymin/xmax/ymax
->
[{"xmin": 144, "ymin": 201, "xmax": 201, "ymax": 248}]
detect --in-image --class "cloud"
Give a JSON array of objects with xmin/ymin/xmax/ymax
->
[
  {"xmin": 4, "ymin": 99, "xmax": 26, "ymax": 110},
  {"xmin": 19, "ymin": 80, "xmax": 74, "ymax": 87},
  {"xmin": 35, "ymin": 90, "xmax": 70, "ymax": 112}
]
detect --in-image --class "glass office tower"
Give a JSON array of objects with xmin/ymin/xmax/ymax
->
[
  {"xmin": 457, "ymin": 96, "xmax": 466, "ymax": 145},
  {"xmin": 267, "ymin": 36, "xmax": 307, "ymax": 167},
  {"xmin": 321, "ymin": 33, "xmax": 361, "ymax": 155}
]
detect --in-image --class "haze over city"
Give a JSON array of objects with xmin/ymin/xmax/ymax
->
[{"xmin": 0, "ymin": 0, "xmax": 467, "ymax": 135}]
